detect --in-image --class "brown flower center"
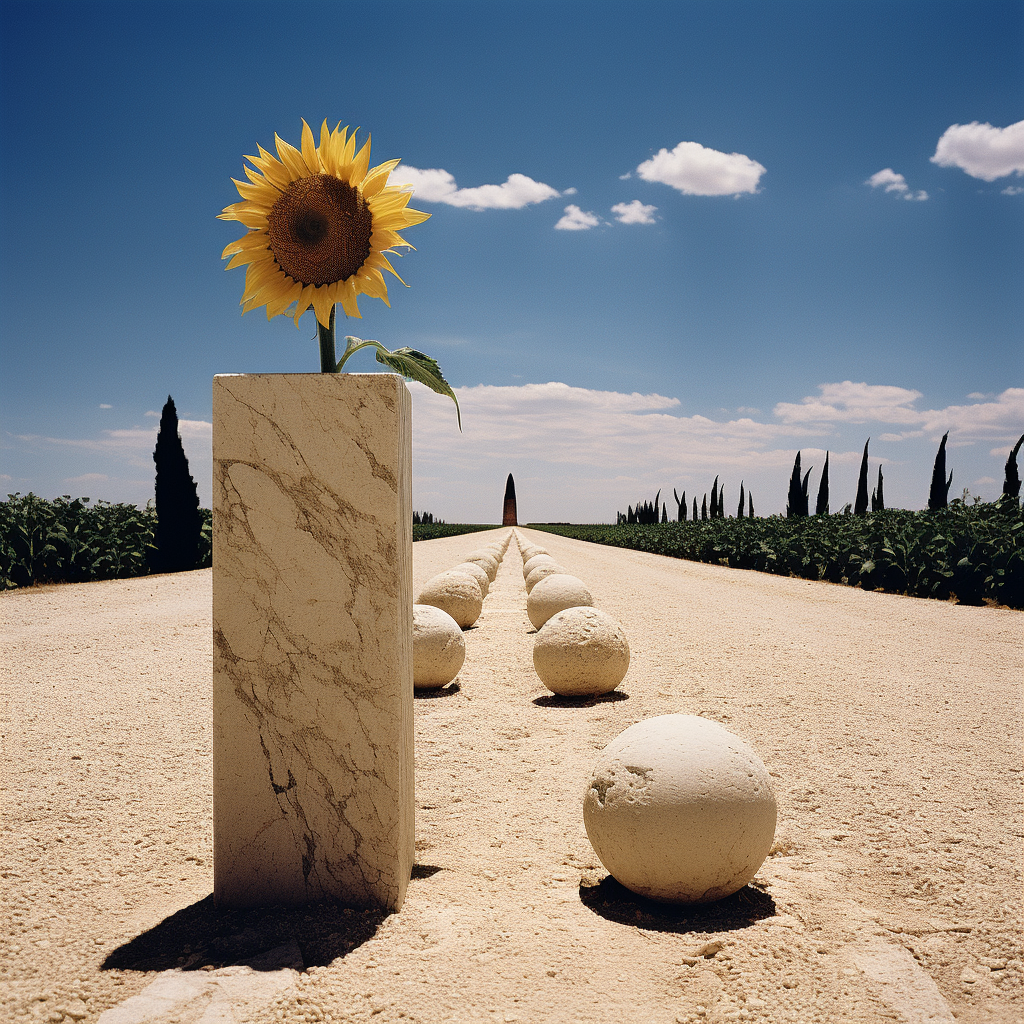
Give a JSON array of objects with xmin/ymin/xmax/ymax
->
[{"xmin": 267, "ymin": 174, "xmax": 373, "ymax": 286}]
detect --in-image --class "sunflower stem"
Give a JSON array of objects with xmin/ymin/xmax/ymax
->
[{"xmin": 318, "ymin": 306, "xmax": 338, "ymax": 373}]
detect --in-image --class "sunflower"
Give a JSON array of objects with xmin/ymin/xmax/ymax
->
[{"xmin": 218, "ymin": 120, "xmax": 429, "ymax": 328}]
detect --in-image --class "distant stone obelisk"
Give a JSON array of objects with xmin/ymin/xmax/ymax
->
[{"xmin": 502, "ymin": 473, "xmax": 518, "ymax": 526}]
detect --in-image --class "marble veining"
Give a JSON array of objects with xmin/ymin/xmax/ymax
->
[{"xmin": 212, "ymin": 373, "xmax": 413, "ymax": 910}]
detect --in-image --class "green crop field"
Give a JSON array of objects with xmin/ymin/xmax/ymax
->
[
  {"xmin": 532, "ymin": 500, "xmax": 1024, "ymax": 608},
  {"xmin": 412, "ymin": 523, "xmax": 498, "ymax": 542},
  {"xmin": 0, "ymin": 493, "xmax": 212, "ymax": 589}
]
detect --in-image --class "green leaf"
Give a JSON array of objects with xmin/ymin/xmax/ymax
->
[{"xmin": 375, "ymin": 346, "xmax": 462, "ymax": 431}]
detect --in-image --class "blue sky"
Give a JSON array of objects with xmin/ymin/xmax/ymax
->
[{"xmin": 2, "ymin": 0, "xmax": 1022, "ymax": 522}]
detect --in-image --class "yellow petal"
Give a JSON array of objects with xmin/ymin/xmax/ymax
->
[
  {"xmin": 225, "ymin": 248, "xmax": 273, "ymax": 271},
  {"xmin": 338, "ymin": 282, "xmax": 362, "ymax": 319},
  {"xmin": 292, "ymin": 284, "xmax": 315, "ymax": 327},
  {"xmin": 311, "ymin": 286, "xmax": 335, "ymax": 328},
  {"xmin": 275, "ymin": 133, "xmax": 312, "ymax": 180},
  {"xmin": 231, "ymin": 207, "xmax": 269, "ymax": 230},
  {"xmin": 361, "ymin": 159, "xmax": 401, "ymax": 199},
  {"xmin": 349, "ymin": 134, "xmax": 372, "ymax": 187},
  {"xmin": 252, "ymin": 144, "xmax": 293, "ymax": 191},
  {"xmin": 300, "ymin": 119, "xmax": 320, "ymax": 173},
  {"xmin": 221, "ymin": 231, "xmax": 271, "ymax": 257},
  {"xmin": 231, "ymin": 177, "xmax": 277, "ymax": 208}
]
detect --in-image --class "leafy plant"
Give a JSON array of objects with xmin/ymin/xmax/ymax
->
[{"xmin": 531, "ymin": 500, "xmax": 1024, "ymax": 609}]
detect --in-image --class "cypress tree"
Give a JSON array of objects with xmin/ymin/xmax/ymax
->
[
  {"xmin": 153, "ymin": 395, "xmax": 202, "ymax": 574},
  {"xmin": 661, "ymin": 502, "xmax": 668, "ymax": 523},
  {"xmin": 674, "ymin": 487, "xmax": 687, "ymax": 521},
  {"xmin": 748, "ymin": 492, "xmax": 754, "ymax": 517},
  {"xmin": 710, "ymin": 477, "xmax": 718, "ymax": 520},
  {"xmin": 701, "ymin": 494, "xmax": 707, "ymax": 520},
  {"xmin": 1003, "ymin": 432, "xmax": 1024, "ymax": 503},
  {"xmin": 854, "ymin": 440, "xmax": 870, "ymax": 515},
  {"xmin": 871, "ymin": 466, "xmax": 885, "ymax": 512},
  {"xmin": 927, "ymin": 432, "xmax": 953, "ymax": 510},
  {"xmin": 787, "ymin": 453, "xmax": 807, "ymax": 517},
  {"xmin": 718, "ymin": 486, "xmax": 725, "ymax": 519},
  {"xmin": 692, "ymin": 496, "xmax": 698, "ymax": 521},
  {"xmin": 815, "ymin": 451, "xmax": 830, "ymax": 515},
  {"xmin": 737, "ymin": 482, "xmax": 745, "ymax": 518}
]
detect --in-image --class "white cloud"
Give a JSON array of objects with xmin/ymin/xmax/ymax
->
[
  {"xmin": 391, "ymin": 165, "xmax": 560, "ymax": 210},
  {"xmin": 554, "ymin": 205, "xmax": 601, "ymax": 231},
  {"xmin": 774, "ymin": 382, "xmax": 1024, "ymax": 441},
  {"xmin": 775, "ymin": 382, "xmax": 925, "ymax": 425},
  {"xmin": 562, "ymin": 187, "xmax": 578, "ymax": 196},
  {"xmin": 1002, "ymin": 185, "xmax": 1024, "ymax": 196},
  {"xmin": 931, "ymin": 119, "xmax": 1024, "ymax": 181},
  {"xmin": 636, "ymin": 140, "xmax": 766, "ymax": 196},
  {"xmin": 407, "ymin": 380, "xmax": 1023, "ymax": 518},
  {"xmin": 611, "ymin": 200, "xmax": 657, "ymax": 225},
  {"xmin": 619, "ymin": 172, "xmax": 632, "ymax": 180},
  {"xmin": 865, "ymin": 168, "xmax": 928, "ymax": 201},
  {"xmin": 99, "ymin": 404, "xmax": 112, "ymax": 409}
]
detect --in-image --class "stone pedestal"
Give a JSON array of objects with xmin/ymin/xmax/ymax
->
[{"xmin": 212, "ymin": 373, "xmax": 413, "ymax": 910}]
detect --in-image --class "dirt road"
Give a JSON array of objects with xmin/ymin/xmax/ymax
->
[{"xmin": 2, "ymin": 528, "xmax": 1021, "ymax": 1023}]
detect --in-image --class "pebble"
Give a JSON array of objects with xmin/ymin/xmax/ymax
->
[
  {"xmin": 533, "ymin": 606, "xmax": 629, "ymax": 696},
  {"xmin": 583, "ymin": 715, "xmax": 777, "ymax": 903},
  {"xmin": 417, "ymin": 571, "xmax": 484, "ymax": 629},
  {"xmin": 527, "ymin": 575, "xmax": 594, "ymax": 630},
  {"xmin": 412, "ymin": 605, "xmax": 466, "ymax": 688}
]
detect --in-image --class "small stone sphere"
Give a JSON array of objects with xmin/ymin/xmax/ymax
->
[
  {"xmin": 523, "ymin": 553, "xmax": 557, "ymax": 579},
  {"xmin": 521, "ymin": 545, "xmax": 547, "ymax": 560},
  {"xmin": 417, "ymin": 570, "xmax": 483, "ymax": 628},
  {"xmin": 452, "ymin": 561, "xmax": 489, "ymax": 597},
  {"xmin": 533, "ymin": 607, "xmax": 630, "ymax": 696},
  {"xmin": 525, "ymin": 562, "xmax": 567, "ymax": 593},
  {"xmin": 412, "ymin": 605, "xmax": 466, "ymax": 688},
  {"xmin": 463, "ymin": 552, "xmax": 499, "ymax": 581},
  {"xmin": 583, "ymin": 715, "xmax": 777, "ymax": 904},
  {"xmin": 526, "ymin": 574, "xmax": 594, "ymax": 630}
]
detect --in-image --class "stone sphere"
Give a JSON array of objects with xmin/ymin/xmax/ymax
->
[
  {"xmin": 526, "ymin": 574, "xmax": 593, "ymax": 630},
  {"xmin": 412, "ymin": 605, "xmax": 466, "ymax": 688},
  {"xmin": 583, "ymin": 715, "xmax": 777, "ymax": 904},
  {"xmin": 525, "ymin": 562, "xmax": 567, "ymax": 593},
  {"xmin": 463, "ymin": 552, "xmax": 499, "ymax": 581},
  {"xmin": 452, "ymin": 561, "xmax": 489, "ymax": 597},
  {"xmin": 523, "ymin": 553, "xmax": 557, "ymax": 579},
  {"xmin": 417, "ymin": 570, "xmax": 483, "ymax": 628},
  {"xmin": 533, "ymin": 607, "xmax": 630, "ymax": 696},
  {"xmin": 521, "ymin": 545, "xmax": 547, "ymax": 561}
]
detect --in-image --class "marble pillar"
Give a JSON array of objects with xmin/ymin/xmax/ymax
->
[{"xmin": 212, "ymin": 373, "xmax": 414, "ymax": 910}]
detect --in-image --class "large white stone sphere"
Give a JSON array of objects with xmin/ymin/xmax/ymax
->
[
  {"xmin": 412, "ymin": 605, "xmax": 466, "ymax": 688},
  {"xmin": 521, "ymin": 545, "xmax": 547, "ymax": 560},
  {"xmin": 525, "ymin": 562, "xmax": 567, "ymax": 593},
  {"xmin": 523, "ymin": 553, "xmax": 557, "ymax": 579},
  {"xmin": 452, "ymin": 561, "xmax": 489, "ymax": 597},
  {"xmin": 462, "ymin": 552, "xmax": 499, "ymax": 581},
  {"xmin": 533, "ymin": 607, "xmax": 630, "ymax": 696},
  {"xmin": 417, "ymin": 570, "xmax": 483, "ymax": 628},
  {"xmin": 583, "ymin": 715, "xmax": 777, "ymax": 904},
  {"xmin": 527, "ymin": 574, "xmax": 594, "ymax": 630}
]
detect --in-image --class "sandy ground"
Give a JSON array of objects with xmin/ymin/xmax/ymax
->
[{"xmin": 1, "ymin": 526, "xmax": 1022, "ymax": 1024}]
